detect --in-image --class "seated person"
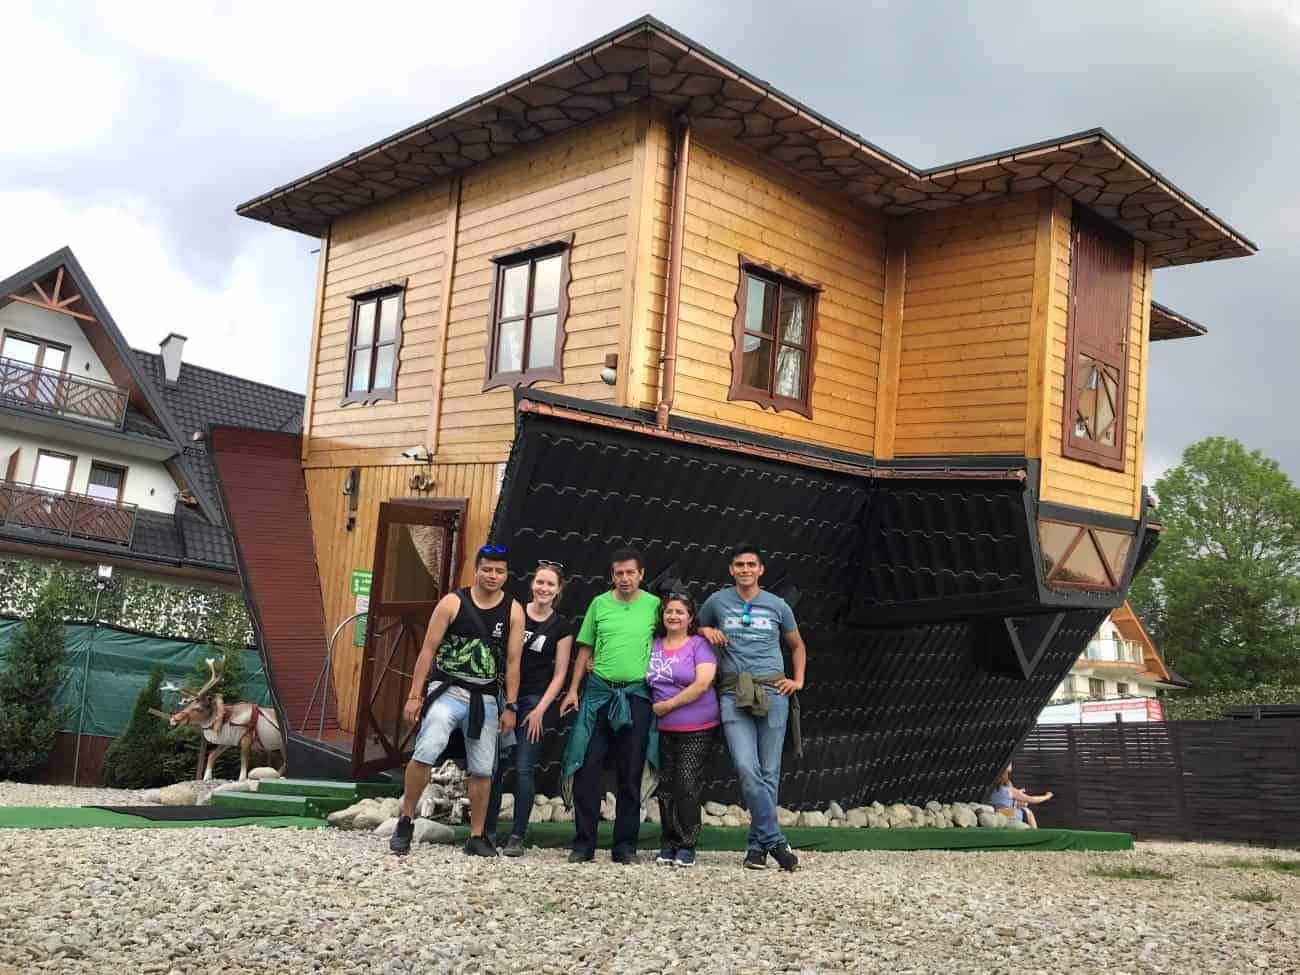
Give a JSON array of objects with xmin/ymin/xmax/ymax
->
[{"xmin": 991, "ymin": 762, "xmax": 1053, "ymax": 828}]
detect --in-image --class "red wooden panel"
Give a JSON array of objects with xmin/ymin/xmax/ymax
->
[{"xmin": 208, "ymin": 427, "xmax": 335, "ymax": 736}]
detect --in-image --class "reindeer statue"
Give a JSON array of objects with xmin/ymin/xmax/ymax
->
[{"xmin": 156, "ymin": 657, "xmax": 285, "ymax": 781}]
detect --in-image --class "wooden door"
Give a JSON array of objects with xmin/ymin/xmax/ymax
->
[{"xmin": 351, "ymin": 501, "xmax": 460, "ymax": 775}]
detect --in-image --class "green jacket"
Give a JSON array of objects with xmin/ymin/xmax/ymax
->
[{"xmin": 560, "ymin": 674, "xmax": 659, "ymax": 805}]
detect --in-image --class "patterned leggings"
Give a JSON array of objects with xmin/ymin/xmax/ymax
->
[{"xmin": 657, "ymin": 728, "xmax": 716, "ymax": 850}]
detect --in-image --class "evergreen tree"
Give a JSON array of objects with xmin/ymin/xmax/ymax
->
[
  {"xmin": 102, "ymin": 668, "xmax": 175, "ymax": 788},
  {"xmin": 0, "ymin": 581, "xmax": 69, "ymax": 780}
]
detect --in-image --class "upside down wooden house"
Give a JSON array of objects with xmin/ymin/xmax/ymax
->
[{"xmin": 226, "ymin": 17, "xmax": 1255, "ymax": 803}]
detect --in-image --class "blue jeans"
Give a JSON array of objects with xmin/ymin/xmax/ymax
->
[
  {"xmin": 720, "ymin": 689, "xmax": 788, "ymax": 851},
  {"xmin": 412, "ymin": 684, "xmax": 500, "ymax": 777},
  {"xmin": 484, "ymin": 694, "xmax": 542, "ymax": 838}
]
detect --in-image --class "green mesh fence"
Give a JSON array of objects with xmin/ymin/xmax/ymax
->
[{"xmin": 0, "ymin": 619, "xmax": 271, "ymax": 738}]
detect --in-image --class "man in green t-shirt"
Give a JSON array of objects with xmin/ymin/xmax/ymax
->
[{"xmin": 560, "ymin": 548, "xmax": 660, "ymax": 863}]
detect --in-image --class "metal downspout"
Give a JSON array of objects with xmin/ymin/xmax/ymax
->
[{"xmin": 655, "ymin": 116, "xmax": 691, "ymax": 428}]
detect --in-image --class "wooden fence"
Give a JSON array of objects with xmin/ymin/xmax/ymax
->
[{"xmin": 1012, "ymin": 719, "xmax": 1300, "ymax": 846}]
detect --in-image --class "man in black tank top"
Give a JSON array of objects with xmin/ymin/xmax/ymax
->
[{"xmin": 390, "ymin": 545, "xmax": 524, "ymax": 857}]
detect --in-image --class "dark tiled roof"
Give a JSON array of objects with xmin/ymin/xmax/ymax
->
[
  {"xmin": 121, "ymin": 405, "xmax": 170, "ymax": 441},
  {"xmin": 131, "ymin": 350, "xmax": 304, "ymax": 530}
]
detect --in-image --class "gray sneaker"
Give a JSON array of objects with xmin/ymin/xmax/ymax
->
[
  {"xmin": 389, "ymin": 815, "xmax": 414, "ymax": 856},
  {"xmin": 503, "ymin": 835, "xmax": 526, "ymax": 857}
]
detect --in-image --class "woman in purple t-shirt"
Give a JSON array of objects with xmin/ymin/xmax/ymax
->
[{"xmin": 647, "ymin": 591, "xmax": 720, "ymax": 867}]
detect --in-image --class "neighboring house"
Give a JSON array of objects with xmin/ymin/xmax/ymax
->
[
  {"xmin": 0, "ymin": 246, "xmax": 303, "ymax": 638},
  {"xmin": 1041, "ymin": 600, "xmax": 1189, "ymax": 723},
  {"xmin": 228, "ymin": 17, "xmax": 1255, "ymax": 798}
]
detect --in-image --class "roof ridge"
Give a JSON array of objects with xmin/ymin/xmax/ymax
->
[{"xmin": 133, "ymin": 347, "xmax": 304, "ymax": 399}]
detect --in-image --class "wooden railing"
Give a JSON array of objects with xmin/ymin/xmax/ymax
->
[
  {"xmin": 0, "ymin": 356, "xmax": 129, "ymax": 427},
  {"xmin": 0, "ymin": 481, "xmax": 137, "ymax": 545}
]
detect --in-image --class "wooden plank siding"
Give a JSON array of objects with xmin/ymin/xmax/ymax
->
[
  {"xmin": 1039, "ymin": 193, "xmax": 1149, "ymax": 519},
  {"xmin": 304, "ymin": 462, "xmax": 499, "ymax": 730},
  {"xmin": 669, "ymin": 134, "xmax": 887, "ymax": 451},
  {"xmin": 893, "ymin": 193, "xmax": 1039, "ymax": 456}
]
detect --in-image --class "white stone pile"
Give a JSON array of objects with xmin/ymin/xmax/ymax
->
[
  {"xmin": 137, "ymin": 766, "xmax": 283, "ymax": 807},
  {"xmin": 706, "ymin": 798, "xmax": 1029, "ymax": 830}
]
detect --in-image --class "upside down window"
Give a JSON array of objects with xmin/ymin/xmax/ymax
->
[
  {"xmin": 484, "ymin": 237, "xmax": 571, "ymax": 390},
  {"xmin": 344, "ymin": 286, "xmax": 404, "ymax": 403},
  {"xmin": 1039, "ymin": 519, "xmax": 1135, "ymax": 591},
  {"xmin": 729, "ymin": 260, "xmax": 818, "ymax": 418},
  {"xmin": 1064, "ymin": 207, "xmax": 1133, "ymax": 470}
]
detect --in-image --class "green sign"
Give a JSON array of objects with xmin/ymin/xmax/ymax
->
[
  {"xmin": 350, "ymin": 569, "xmax": 373, "ymax": 597},
  {"xmin": 353, "ymin": 609, "xmax": 367, "ymax": 648},
  {"xmin": 352, "ymin": 569, "xmax": 372, "ymax": 646}
]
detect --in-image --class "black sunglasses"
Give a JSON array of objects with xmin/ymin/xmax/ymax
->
[
  {"xmin": 537, "ymin": 559, "xmax": 565, "ymax": 571},
  {"xmin": 479, "ymin": 544, "xmax": 508, "ymax": 556}
]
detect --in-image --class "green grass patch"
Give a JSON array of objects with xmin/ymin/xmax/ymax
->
[
  {"xmin": 1231, "ymin": 887, "xmax": 1279, "ymax": 904},
  {"xmin": 1087, "ymin": 866, "xmax": 1174, "ymax": 881},
  {"xmin": 1208, "ymin": 857, "xmax": 1300, "ymax": 876}
]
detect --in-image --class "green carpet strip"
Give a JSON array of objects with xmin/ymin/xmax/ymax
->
[
  {"xmin": 0, "ymin": 807, "xmax": 325, "ymax": 830},
  {"xmin": 452, "ymin": 822, "xmax": 1133, "ymax": 852}
]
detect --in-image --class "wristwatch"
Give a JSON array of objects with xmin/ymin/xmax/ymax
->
[{"xmin": 504, "ymin": 701, "xmax": 518, "ymax": 713}]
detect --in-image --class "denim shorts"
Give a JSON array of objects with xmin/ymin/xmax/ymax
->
[{"xmin": 412, "ymin": 684, "xmax": 500, "ymax": 777}]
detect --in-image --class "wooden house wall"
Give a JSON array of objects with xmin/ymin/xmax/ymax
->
[
  {"xmin": 667, "ymin": 135, "xmax": 887, "ymax": 452},
  {"xmin": 304, "ymin": 462, "xmax": 499, "ymax": 729},
  {"xmin": 1039, "ymin": 194, "xmax": 1149, "ymax": 519},
  {"xmin": 893, "ymin": 193, "xmax": 1039, "ymax": 456}
]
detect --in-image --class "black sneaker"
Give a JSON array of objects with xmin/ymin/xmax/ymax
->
[
  {"xmin": 568, "ymin": 848, "xmax": 595, "ymax": 863},
  {"xmin": 743, "ymin": 848, "xmax": 768, "ymax": 870},
  {"xmin": 389, "ymin": 815, "xmax": 414, "ymax": 856},
  {"xmin": 463, "ymin": 834, "xmax": 499, "ymax": 857},
  {"xmin": 768, "ymin": 842, "xmax": 799, "ymax": 872},
  {"xmin": 611, "ymin": 849, "xmax": 642, "ymax": 865},
  {"xmin": 503, "ymin": 835, "xmax": 525, "ymax": 857}
]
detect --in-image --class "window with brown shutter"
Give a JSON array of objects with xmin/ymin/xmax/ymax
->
[
  {"xmin": 483, "ymin": 236, "xmax": 572, "ymax": 391},
  {"xmin": 343, "ymin": 285, "xmax": 404, "ymax": 404},
  {"xmin": 1063, "ymin": 207, "xmax": 1133, "ymax": 470},
  {"xmin": 728, "ymin": 258, "xmax": 819, "ymax": 418}
]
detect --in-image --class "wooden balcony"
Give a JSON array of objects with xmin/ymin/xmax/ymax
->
[
  {"xmin": 0, "ymin": 356, "xmax": 129, "ymax": 428},
  {"xmin": 0, "ymin": 481, "xmax": 137, "ymax": 546}
]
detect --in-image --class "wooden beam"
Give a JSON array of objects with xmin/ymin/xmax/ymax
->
[
  {"xmin": 1024, "ymin": 187, "xmax": 1057, "ymax": 460},
  {"xmin": 51, "ymin": 268, "xmax": 64, "ymax": 305},
  {"xmin": 427, "ymin": 174, "xmax": 463, "ymax": 456},
  {"xmin": 300, "ymin": 231, "xmax": 331, "ymax": 464},
  {"xmin": 5, "ymin": 293, "xmax": 96, "ymax": 322},
  {"xmin": 615, "ymin": 104, "xmax": 652, "ymax": 409},
  {"xmin": 872, "ymin": 219, "xmax": 908, "ymax": 460},
  {"xmin": 1131, "ymin": 243, "xmax": 1153, "ymax": 518}
]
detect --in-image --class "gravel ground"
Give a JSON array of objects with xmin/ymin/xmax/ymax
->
[{"xmin": 2, "ymin": 785, "xmax": 1298, "ymax": 974}]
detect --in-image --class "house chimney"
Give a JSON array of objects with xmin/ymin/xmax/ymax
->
[{"xmin": 160, "ymin": 333, "xmax": 187, "ymax": 384}]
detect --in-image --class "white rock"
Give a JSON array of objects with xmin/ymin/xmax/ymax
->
[
  {"xmin": 866, "ymin": 812, "xmax": 888, "ymax": 829},
  {"xmin": 379, "ymin": 797, "xmax": 402, "ymax": 818},
  {"xmin": 499, "ymin": 793, "xmax": 514, "ymax": 814},
  {"xmin": 720, "ymin": 814, "xmax": 744, "ymax": 827},
  {"xmin": 352, "ymin": 811, "xmax": 386, "ymax": 831},
  {"xmin": 212, "ymin": 780, "xmax": 256, "ymax": 794},
  {"xmin": 158, "ymin": 783, "xmax": 199, "ymax": 806},
  {"xmin": 725, "ymin": 804, "xmax": 746, "ymax": 820},
  {"xmin": 1007, "ymin": 819, "xmax": 1032, "ymax": 830},
  {"xmin": 830, "ymin": 818, "xmax": 849, "ymax": 828},
  {"xmin": 550, "ymin": 795, "xmax": 566, "ymax": 807},
  {"xmin": 870, "ymin": 801, "xmax": 885, "ymax": 813},
  {"xmin": 951, "ymin": 806, "xmax": 978, "ymax": 828},
  {"xmin": 248, "ymin": 766, "xmax": 281, "ymax": 780},
  {"xmin": 776, "ymin": 806, "xmax": 799, "ymax": 828},
  {"xmin": 599, "ymin": 799, "xmax": 616, "ymax": 822},
  {"xmin": 645, "ymin": 803, "xmax": 661, "ymax": 825},
  {"xmin": 140, "ymin": 789, "xmax": 161, "ymax": 804},
  {"xmin": 413, "ymin": 818, "xmax": 455, "ymax": 844},
  {"xmin": 533, "ymin": 803, "xmax": 555, "ymax": 824},
  {"xmin": 374, "ymin": 817, "xmax": 399, "ymax": 838},
  {"xmin": 535, "ymin": 794, "xmax": 551, "ymax": 807},
  {"xmin": 977, "ymin": 811, "xmax": 1011, "ymax": 829},
  {"xmin": 827, "ymin": 801, "xmax": 847, "ymax": 821},
  {"xmin": 700, "ymin": 813, "xmax": 723, "ymax": 826},
  {"xmin": 797, "ymin": 810, "xmax": 829, "ymax": 828},
  {"xmin": 703, "ymin": 800, "xmax": 728, "ymax": 817},
  {"xmin": 552, "ymin": 806, "xmax": 574, "ymax": 823},
  {"xmin": 846, "ymin": 808, "xmax": 869, "ymax": 828}
]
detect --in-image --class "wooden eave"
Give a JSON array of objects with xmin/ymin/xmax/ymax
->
[
  {"xmin": 1149, "ymin": 301, "xmax": 1209, "ymax": 341},
  {"xmin": 1110, "ymin": 600, "xmax": 1172, "ymax": 682},
  {"xmin": 236, "ymin": 16, "xmax": 1256, "ymax": 269}
]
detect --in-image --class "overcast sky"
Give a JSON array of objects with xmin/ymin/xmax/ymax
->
[{"xmin": 2, "ymin": 0, "xmax": 1296, "ymax": 482}]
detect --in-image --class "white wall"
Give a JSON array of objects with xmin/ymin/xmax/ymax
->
[
  {"xmin": 0, "ymin": 302, "xmax": 114, "ymax": 385},
  {"xmin": 0, "ymin": 430, "xmax": 178, "ymax": 513}
]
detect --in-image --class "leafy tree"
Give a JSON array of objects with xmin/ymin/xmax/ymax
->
[
  {"xmin": 102, "ymin": 668, "xmax": 175, "ymax": 788},
  {"xmin": 1130, "ymin": 437, "xmax": 1300, "ymax": 694},
  {"xmin": 0, "ymin": 581, "xmax": 70, "ymax": 779}
]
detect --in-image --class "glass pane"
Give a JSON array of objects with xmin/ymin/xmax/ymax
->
[
  {"xmin": 33, "ymin": 453, "xmax": 73, "ymax": 492},
  {"xmin": 741, "ymin": 335, "xmax": 772, "ymax": 390},
  {"xmin": 501, "ymin": 264, "xmax": 529, "ymax": 319},
  {"xmin": 382, "ymin": 522, "xmax": 447, "ymax": 603},
  {"xmin": 779, "ymin": 289, "xmax": 809, "ymax": 345},
  {"xmin": 532, "ymin": 255, "xmax": 562, "ymax": 312},
  {"xmin": 88, "ymin": 465, "xmax": 123, "ymax": 491},
  {"xmin": 2, "ymin": 336, "xmax": 39, "ymax": 365},
  {"xmin": 41, "ymin": 347, "xmax": 67, "ymax": 372},
  {"xmin": 528, "ymin": 314, "xmax": 557, "ymax": 370},
  {"xmin": 744, "ymin": 275, "xmax": 776, "ymax": 336},
  {"xmin": 1096, "ymin": 365, "xmax": 1119, "ymax": 446},
  {"xmin": 1075, "ymin": 355, "xmax": 1099, "ymax": 441},
  {"xmin": 1058, "ymin": 531, "xmax": 1110, "ymax": 587},
  {"xmin": 496, "ymin": 320, "xmax": 524, "ymax": 374},
  {"xmin": 1038, "ymin": 520, "xmax": 1081, "ymax": 577},
  {"xmin": 1093, "ymin": 528, "xmax": 1133, "ymax": 577},
  {"xmin": 350, "ymin": 348, "xmax": 372, "ymax": 393},
  {"xmin": 354, "ymin": 300, "xmax": 376, "ymax": 349},
  {"xmin": 775, "ymin": 346, "xmax": 803, "ymax": 399},
  {"xmin": 85, "ymin": 480, "xmax": 120, "ymax": 502},
  {"xmin": 378, "ymin": 296, "xmax": 400, "ymax": 343},
  {"xmin": 374, "ymin": 344, "xmax": 395, "ymax": 389}
]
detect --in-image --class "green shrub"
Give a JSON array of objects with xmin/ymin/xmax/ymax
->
[
  {"xmin": 1230, "ymin": 887, "xmax": 1279, "ymax": 904},
  {"xmin": 102, "ymin": 669, "xmax": 175, "ymax": 788},
  {"xmin": 0, "ymin": 582, "xmax": 70, "ymax": 779}
]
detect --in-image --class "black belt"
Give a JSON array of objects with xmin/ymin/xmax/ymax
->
[{"xmin": 419, "ymin": 671, "xmax": 497, "ymax": 740}]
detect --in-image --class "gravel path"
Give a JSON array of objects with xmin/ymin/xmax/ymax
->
[{"xmin": 2, "ymin": 785, "xmax": 1297, "ymax": 974}]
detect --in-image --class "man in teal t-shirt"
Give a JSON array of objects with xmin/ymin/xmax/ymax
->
[{"xmin": 561, "ymin": 548, "xmax": 660, "ymax": 863}]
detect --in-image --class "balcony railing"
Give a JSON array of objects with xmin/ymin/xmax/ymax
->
[
  {"xmin": 0, "ymin": 481, "xmax": 137, "ymax": 546},
  {"xmin": 1084, "ymin": 637, "xmax": 1145, "ymax": 666},
  {"xmin": 0, "ymin": 356, "xmax": 129, "ymax": 428}
]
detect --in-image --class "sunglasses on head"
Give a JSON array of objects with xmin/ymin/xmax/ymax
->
[
  {"xmin": 741, "ymin": 601, "xmax": 754, "ymax": 626},
  {"xmin": 478, "ymin": 544, "xmax": 508, "ymax": 557},
  {"xmin": 536, "ymin": 559, "xmax": 565, "ymax": 571}
]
